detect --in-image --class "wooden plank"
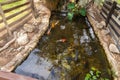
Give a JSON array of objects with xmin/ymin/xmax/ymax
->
[
  {"xmin": 102, "ymin": 6, "xmax": 109, "ymax": 15},
  {"xmin": 0, "ymin": 14, "xmax": 32, "ymax": 39},
  {"xmin": 113, "ymin": 9, "xmax": 119, "ymax": 17},
  {"xmin": 108, "ymin": 24, "xmax": 119, "ymax": 44},
  {"xmin": 109, "ymin": 20, "xmax": 120, "ymax": 37},
  {"xmin": 116, "ymin": 4, "xmax": 120, "ymax": 10},
  {"xmin": 0, "ymin": 6, "xmax": 31, "ymax": 23},
  {"xmin": 0, "ymin": 0, "xmax": 22, "ymax": 5},
  {"xmin": 9, "ymin": 10, "xmax": 32, "ymax": 27},
  {"xmin": 0, "ymin": 71, "xmax": 37, "ymax": 80},
  {"xmin": 6, "ymin": 6, "xmax": 31, "ymax": 21},
  {"xmin": 106, "ymin": 1, "xmax": 112, "ymax": 6},
  {"xmin": 0, "ymin": 7, "xmax": 31, "ymax": 32},
  {"xmin": 110, "ymin": 19, "xmax": 120, "ymax": 33},
  {"xmin": 111, "ymin": 15, "xmax": 120, "ymax": 26},
  {"xmin": 3, "ymin": 1, "xmax": 30, "ymax": 13},
  {"xmin": 0, "ymin": 77, "xmax": 8, "ymax": 80},
  {"xmin": 101, "ymin": 11, "xmax": 107, "ymax": 19},
  {"xmin": 103, "ymin": 2, "xmax": 111, "ymax": 11}
]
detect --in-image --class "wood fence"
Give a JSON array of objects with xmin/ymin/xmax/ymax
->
[
  {"xmin": 101, "ymin": 1, "xmax": 120, "ymax": 50},
  {"xmin": 0, "ymin": 0, "xmax": 36, "ymax": 39}
]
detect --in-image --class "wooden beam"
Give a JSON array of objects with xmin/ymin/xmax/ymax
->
[
  {"xmin": 0, "ymin": 0, "xmax": 22, "ymax": 5},
  {"xmin": 0, "ymin": 6, "xmax": 31, "ymax": 23},
  {"xmin": 0, "ymin": 71, "xmax": 37, "ymax": 80},
  {"xmin": 3, "ymin": 1, "xmax": 30, "ymax": 13},
  {"xmin": 9, "ymin": 10, "xmax": 32, "ymax": 27}
]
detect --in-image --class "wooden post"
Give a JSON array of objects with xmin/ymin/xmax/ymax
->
[
  {"xmin": 29, "ymin": 0, "xmax": 38, "ymax": 18},
  {"xmin": 0, "ymin": 4, "xmax": 12, "ymax": 36}
]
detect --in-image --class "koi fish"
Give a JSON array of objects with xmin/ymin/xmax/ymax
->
[
  {"xmin": 56, "ymin": 38, "xmax": 67, "ymax": 43},
  {"xmin": 51, "ymin": 20, "xmax": 59, "ymax": 28},
  {"xmin": 46, "ymin": 20, "xmax": 59, "ymax": 35}
]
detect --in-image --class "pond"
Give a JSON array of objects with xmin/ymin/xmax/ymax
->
[
  {"xmin": 0, "ymin": 0, "xmax": 113, "ymax": 79},
  {"xmin": 15, "ymin": 9, "xmax": 113, "ymax": 80},
  {"xmin": 36, "ymin": 15, "xmax": 112, "ymax": 80}
]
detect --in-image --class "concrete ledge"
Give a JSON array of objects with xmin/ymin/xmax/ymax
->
[
  {"xmin": 0, "ymin": 4, "xmax": 51, "ymax": 72},
  {"xmin": 87, "ymin": 7, "xmax": 120, "ymax": 80}
]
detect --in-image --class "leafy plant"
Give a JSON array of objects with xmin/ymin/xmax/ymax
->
[
  {"xmin": 79, "ymin": 7, "xmax": 86, "ymax": 16},
  {"xmin": 67, "ymin": 3, "xmax": 75, "ymax": 10},
  {"xmin": 85, "ymin": 67, "xmax": 109, "ymax": 80},
  {"xmin": 67, "ymin": 2, "xmax": 86, "ymax": 20},
  {"xmin": 67, "ymin": 12, "xmax": 74, "ymax": 20}
]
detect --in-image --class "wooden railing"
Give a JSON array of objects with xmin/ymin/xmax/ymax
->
[
  {"xmin": 0, "ymin": 0, "xmax": 36, "ymax": 38},
  {"xmin": 101, "ymin": 1, "xmax": 120, "ymax": 50}
]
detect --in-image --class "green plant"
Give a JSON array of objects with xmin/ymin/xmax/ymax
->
[
  {"xmin": 67, "ymin": 2, "xmax": 86, "ymax": 20},
  {"xmin": 85, "ymin": 67, "xmax": 109, "ymax": 80}
]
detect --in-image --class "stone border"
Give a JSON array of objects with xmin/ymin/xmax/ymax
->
[
  {"xmin": 87, "ymin": 8, "xmax": 120, "ymax": 80},
  {"xmin": 0, "ymin": 5, "xmax": 51, "ymax": 72}
]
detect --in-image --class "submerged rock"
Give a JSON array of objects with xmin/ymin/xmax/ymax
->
[
  {"xmin": 109, "ymin": 44, "xmax": 120, "ymax": 54},
  {"xmin": 60, "ymin": 25, "xmax": 65, "ymax": 30},
  {"xmin": 89, "ymin": 27, "xmax": 95, "ymax": 39},
  {"xmin": 74, "ymin": 39, "xmax": 79, "ymax": 46},
  {"xmin": 15, "ymin": 49, "xmax": 52, "ymax": 80},
  {"xmin": 80, "ymin": 29, "xmax": 90, "ymax": 44}
]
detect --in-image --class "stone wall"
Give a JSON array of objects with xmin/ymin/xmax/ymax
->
[{"xmin": 87, "ymin": 5, "xmax": 120, "ymax": 80}]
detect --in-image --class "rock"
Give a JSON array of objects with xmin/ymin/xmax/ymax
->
[
  {"xmin": 96, "ymin": 23, "xmax": 103, "ymax": 29},
  {"xmin": 33, "ymin": 17, "xmax": 42, "ymax": 26},
  {"xmin": 100, "ymin": 21, "xmax": 106, "ymax": 27},
  {"xmin": 15, "ymin": 49, "xmax": 52, "ymax": 80},
  {"xmin": 16, "ymin": 32, "xmax": 29, "ymax": 46},
  {"xmin": 0, "ymin": 58, "xmax": 7, "ymax": 66},
  {"xmin": 109, "ymin": 44, "xmax": 120, "ymax": 54},
  {"xmin": 96, "ymin": 21, "xmax": 106, "ymax": 29},
  {"xmin": 23, "ymin": 24, "xmax": 35, "ymax": 33},
  {"xmin": 101, "ymin": 29, "xmax": 110, "ymax": 35},
  {"xmin": 60, "ymin": 25, "xmax": 65, "ymax": 30},
  {"xmin": 41, "ymin": 17, "xmax": 49, "ymax": 23},
  {"xmin": 0, "ymin": 40, "xmax": 6, "ymax": 47},
  {"xmin": 103, "ymin": 35, "xmax": 111, "ymax": 44}
]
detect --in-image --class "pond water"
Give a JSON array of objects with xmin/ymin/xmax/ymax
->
[
  {"xmin": 36, "ymin": 15, "xmax": 112, "ymax": 80},
  {"xmin": 15, "ymin": 13, "xmax": 112, "ymax": 80}
]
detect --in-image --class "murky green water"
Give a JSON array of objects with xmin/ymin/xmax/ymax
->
[{"xmin": 36, "ymin": 15, "xmax": 112, "ymax": 80}]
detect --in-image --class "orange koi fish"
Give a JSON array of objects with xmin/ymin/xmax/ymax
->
[
  {"xmin": 47, "ymin": 20, "xmax": 59, "ymax": 35},
  {"xmin": 56, "ymin": 38, "xmax": 67, "ymax": 43}
]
